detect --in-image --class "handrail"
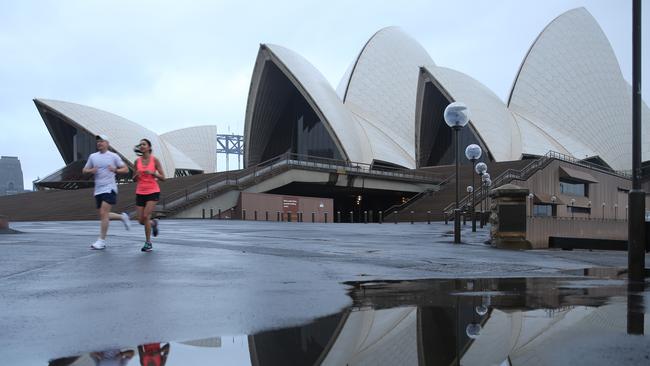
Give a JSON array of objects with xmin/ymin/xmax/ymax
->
[
  {"xmin": 156, "ymin": 152, "xmax": 444, "ymax": 215},
  {"xmin": 440, "ymin": 149, "xmax": 629, "ymax": 216},
  {"xmin": 383, "ymin": 171, "xmax": 455, "ymax": 216}
]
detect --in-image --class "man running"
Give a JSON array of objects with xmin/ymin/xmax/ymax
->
[{"xmin": 82, "ymin": 134, "xmax": 131, "ymax": 250}]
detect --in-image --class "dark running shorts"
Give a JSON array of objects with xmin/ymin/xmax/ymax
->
[
  {"xmin": 95, "ymin": 191, "xmax": 117, "ymax": 209},
  {"xmin": 136, "ymin": 192, "xmax": 160, "ymax": 207}
]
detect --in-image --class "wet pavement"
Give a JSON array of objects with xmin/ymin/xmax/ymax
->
[{"xmin": 1, "ymin": 220, "xmax": 649, "ymax": 365}]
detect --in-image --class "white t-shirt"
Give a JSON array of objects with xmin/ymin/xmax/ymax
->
[{"xmin": 84, "ymin": 151, "xmax": 125, "ymax": 196}]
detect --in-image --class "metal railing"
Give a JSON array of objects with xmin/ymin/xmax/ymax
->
[
  {"xmin": 442, "ymin": 150, "xmax": 631, "ymax": 217},
  {"xmin": 147, "ymin": 152, "xmax": 443, "ymax": 216}
]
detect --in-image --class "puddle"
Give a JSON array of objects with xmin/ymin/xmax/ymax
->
[{"xmin": 47, "ymin": 277, "xmax": 649, "ymax": 366}]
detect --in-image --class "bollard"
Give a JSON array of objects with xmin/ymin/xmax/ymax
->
[
  {"xmin": 265, "ymin": 211, "xmax": 269, "ymax": 221},
  {"xmin": 349, "ymin": 211, "xmax": 354, "ymax": 223},
  {"xmin": 242, "ymin": 209, "xmax": 246, "ymax": 221},
  {"xmin": 364, "ymin": 210, "xmax": 368, "ymax": 224},
  {"xmin": 379, "ymin": 211, "xmax": 383, "ymax": 224},
  {"xmin": 444, "ymin": 213, "xmax": 448, "ymax": 225},
  {"xmin": 218, "ymin": 208, "xmax": 222, "ymax": 219},
  {"xmin": 231, "ymin": 208, "xmax": 235, "ymax": 220},
  {"xmin": 410, "ymin": 211, "xmax": 414, "ymax": 224},
  {"xmin": 299, "ymin": 212, "xmax": 303, "ymax": 222},
  {"xmin": 254, "ymin": 211, "xmax": 257, "ymax": 221},
  {"xmin": 324, "ymin": 212, "xmax": 328, "ymax": 223},
  {"xmin": 463, "ymin": 213, "xmax": 466, "ymax": 225},
  {"xmin": 427, "ymin": 210, "xmax": 431, "ymax": 225},
  {"xmin": 312, "ymin": 212, "xmax": 315, "ymax": 223},
  {"xmin": 210, "ymin": 208, "xmax": 213, "ymax": 219},
  {"xmin": 394, "ymin": 211, "xmax": 398, "ymax": 224},
  {"xmin": 202, "ymin": 208, "xmax": 205, "ymax": 219},
  {"xmin": 287, "ymin": 212, "xmax": 291, "ymax": 222},
  {"xmin": 277, "ymin": 211, "xmax": 280, "ymax": 222},
  {"xmin": 337, "ymin": 211, "xmax": 341, "ymax": 223}
]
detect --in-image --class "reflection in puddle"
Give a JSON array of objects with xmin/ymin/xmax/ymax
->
[{"xmin": 49, "ymin": 277, "xmax": 649, "ymax": 366}]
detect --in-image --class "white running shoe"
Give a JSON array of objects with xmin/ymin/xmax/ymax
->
[
  {"xmin": 121, "ymin": 212, "xmax": 131, "ymax": 230},
  {"xmin": 91, "ymin": 238, "xmax": 106, "ymax": 250}
]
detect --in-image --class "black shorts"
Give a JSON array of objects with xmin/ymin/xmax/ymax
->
[
  {"xmin": 136, "ymin": 192, "xmax": 160, "ymax": 207},
  {"xmin": 95, "ymin": 191, "xmax": 117, "ymax": 209}
]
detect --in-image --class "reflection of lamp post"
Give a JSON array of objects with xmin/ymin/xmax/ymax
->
[
  {"xmin": 570, "ymin": 198, "xmax": 576, "ymax": 219},
  {"xmin": 528, "ymin": 193, "xmax": 534, "ymax": 217},
  {"xmin": 444, "ymin": 102, "xmax": 470, "ymax": 244},
  {"xmin": 465, "ymin": 144, "xmax": 482, "ymax": 232}
]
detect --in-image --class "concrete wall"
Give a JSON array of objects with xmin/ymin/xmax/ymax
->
[
  {"xmin": 237, "ymin": 192, "xmax": 333, "ymax": 222},
  {"xmin": 525, "ymin": 216, "xmax": 627, "ymax": 249},
  {"xmin": 510, "ymin": 160, "xmax": 632, "ymax": 220}
]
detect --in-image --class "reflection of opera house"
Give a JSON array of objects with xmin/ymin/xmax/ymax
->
[{"xmin": 3, "ymin": 7, "xmax": 649, "ymax": 224}]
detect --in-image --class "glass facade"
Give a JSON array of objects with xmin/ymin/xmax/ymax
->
[
  {"xmin": 418, "ymin": 82, "xmax": 491, "ymax": 167},
  {"xmin": 260, "ymin": 74, "xmax": 342, "ymax": 162}
]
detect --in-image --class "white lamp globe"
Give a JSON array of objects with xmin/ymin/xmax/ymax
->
[
  {"xmin": 465, "ymin": 144, "xmax": 482, "ymax": 161},
  {"xmin": 444, "ymin": 102, "xmax": 470, "ymax": 129},
  {"xmin": 481, "ymin": 172, "xmax": 490, "ymax": 182},
  {"xmin": 475, "ymin": 162, "xmax": 487, "ymax": 175}
]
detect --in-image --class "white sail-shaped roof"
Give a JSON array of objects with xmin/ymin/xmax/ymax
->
[
  {"xmin": 341, "ymin": 27, "xmax": 436, "ymax": 168},
  {"xmin": 160, "ymin": 125, "xmax": 217, "ymax": 173},
  {"xmin": 244, "ymin": 44, "xmax": 372, "ymax": 166},
  {"xmin": 35, "ymin": 99, "xmax": 205, "ymax": 177},
  {"xmin": 508, "ymin": 7, "xmax": 649, "ymax": 170}
]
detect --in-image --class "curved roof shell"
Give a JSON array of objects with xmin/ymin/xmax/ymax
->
[
  {"xmin": 340, "ymin": 27, "xmax": 436, "ymax": 167},
  {"xmin": 160, "ymin": 125, "xmax": 217, "ymax": 173},
  {"xmin": 508, "ymin": 7, "xmax": 649, "ymax": 170},
  {"xmin": 244, "ymin": 44, "xmax": 371, "ymax": 166},
  {"xmin": 34, "ymin": 98, "xmax": 205, "ymax": 177}
]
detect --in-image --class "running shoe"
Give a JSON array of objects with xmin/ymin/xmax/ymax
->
[
  {"xmin": 121, "ymin": 212, "xmax": 131, "ymax": 230},
  {"xmin": 152, "ymin": 219, "xmax": 159, "ymax": 237},
  {"xmin": 141, "ymin": 241, "xmax": 153, "ymax": 252},
  {"xmin": 91, "ymin": 239, "xmax": 106, "ymax": 250}
]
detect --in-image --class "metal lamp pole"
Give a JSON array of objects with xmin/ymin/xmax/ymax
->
[
  {"xmin": 475, "ymin": 162, "xmax": 487, "ymax": 228},
  {"xmin": 629, "ymin": 0, "xmax": 646, "ymax": 284},
  {"xmin": 444, "ymin": 102, "xmax": 470, "ymax": 244},
  {"xmin": 465, "ymin": 144, "xmax": 482, "ymax": 232}
]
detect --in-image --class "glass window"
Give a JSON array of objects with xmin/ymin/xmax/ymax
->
[
  {"xmin": 567, "ymin": 206, "xmax": 591, "ymax": 214},
  {"xmin": 559, "ymin": 178, "xmax": 588, "ymax": 197},
  {"xmin": 533, "ymin": 204, "xmax": 552, "ymax": 216}
]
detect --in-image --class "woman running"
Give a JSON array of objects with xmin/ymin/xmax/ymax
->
[{"xmin": 134, "ymin": 138, "xmax": 165, "ymax": 252}]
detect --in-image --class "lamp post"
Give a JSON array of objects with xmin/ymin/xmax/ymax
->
[
  {"xmin": 588, "ymin": 201, "xmax": 592, "ymax": 220},
  {"xmin": 614, "ymin": 203, "xmax": 618, "ymax": 221},
  {"xmin": 528, "ymin": 193, "xmax": 534, "ymax": 217},
  {"xmin": 481, "ymin": 173, "xmax": 490, "ymax": 215},
  {"xmin": 475, "ymin": 162, "xmax": 487, "ymax": 213},
  {"xmin": 484, "ymin": 178, "xmax": 492, "ymax": 217},
  {"xmin": 551, "ymin": 195, "xmax": 557, "ymax": 217},
  {"xmin": 465, "ymin": 144, "xmax": 482, "ymax": 232},
  {"xmin": 570, "ymin": 198, "xmax": 576, "ymax": 219},
  {"xmin": 444, "ymin": 102, "xmax": 470, "ymax": 244},
  {"xmin": 602, "ymin": 202, "xmax": 606, "ymax": 220}
]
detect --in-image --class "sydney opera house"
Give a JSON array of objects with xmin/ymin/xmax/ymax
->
[{"xmin": 10, "ymin": 7, "xmax": 647, "ymax": 225}]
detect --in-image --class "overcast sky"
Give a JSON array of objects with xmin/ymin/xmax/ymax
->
[{"xmin": 1, "ymin": 0, "xmax": 648, "ymax": 186}]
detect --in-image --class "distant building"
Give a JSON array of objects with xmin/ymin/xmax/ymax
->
[{"xmin": 0, "ymin": 156, "xmax": 25, "ymax": 196}]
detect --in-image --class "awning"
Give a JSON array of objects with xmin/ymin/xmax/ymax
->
[
  {"xmin": 533, "ymin": 193, "xmax": 565, "ymax": 205},
  {"xmin": 559, "ymin": 166, "xmax": 599, "ymax": 183}
]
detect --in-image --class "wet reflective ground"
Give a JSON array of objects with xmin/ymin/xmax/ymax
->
[{"xmin": 48, "ymin": 274, "xmax": 649, "ymax": 366}]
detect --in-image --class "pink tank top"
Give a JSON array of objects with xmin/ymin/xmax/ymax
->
[{"xmin": 135, "ymin": 156, "xmax": 161, "ymax": 195}]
